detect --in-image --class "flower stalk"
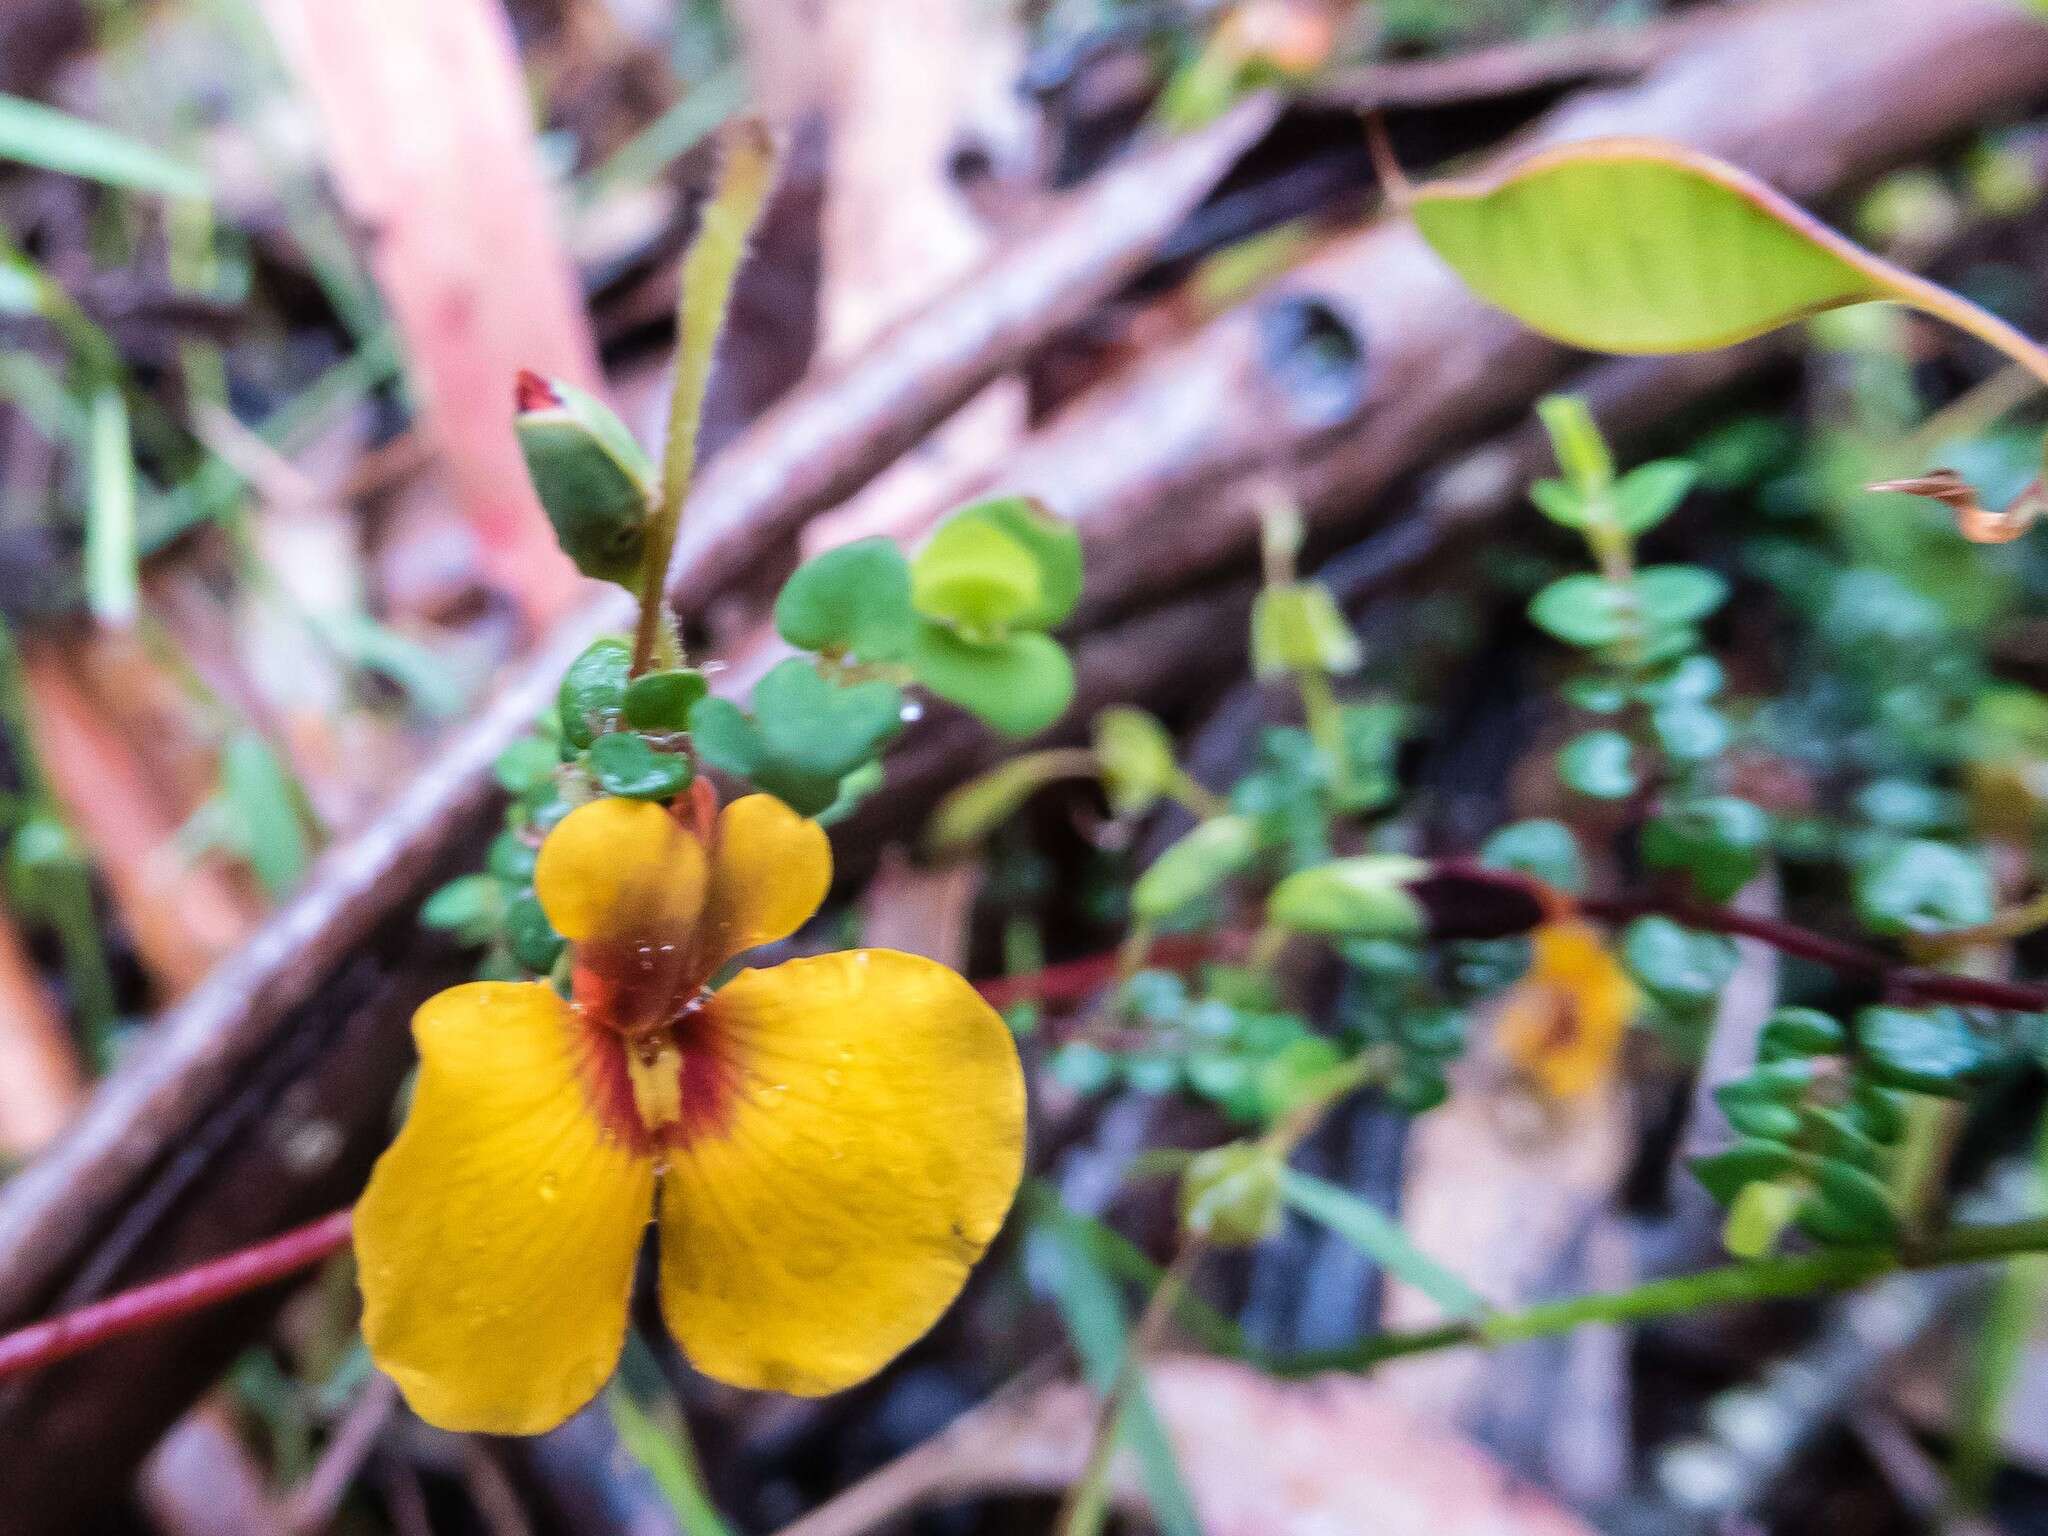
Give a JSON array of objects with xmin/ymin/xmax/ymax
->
[{"xmin": 631, "ymin": 120, "xmax": 780, "ymax": 677}]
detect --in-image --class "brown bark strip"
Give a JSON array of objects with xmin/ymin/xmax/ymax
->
[{"xmin": 660, "ymin": 93, "xmax": 1281, "ymax": 610}]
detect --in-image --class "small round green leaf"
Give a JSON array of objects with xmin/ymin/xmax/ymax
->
[
  {"xmin": 774, "ymin": 538, "xmax": 918, "ymax": 660},
  {"xmin": 587, "ymin": 731, "xmax": 694, "ymax": 800},
  {"xmin": 1558, "ymin": 729, "xmax": 1637, "ymax": 799},
  {"xmin": 558, "ymin": 637, "xmax": 631, "ymax": 749},
  {"xmin": 910, "ymin": 516, "xmax": 1041, "ymax": 635},
  {"xmin": 908, "ymin": 623, "xmax": 1075, "ymax": 738},
  {"xmin": 623, "ymin": 668, "xmax": 709, "ymax": 731}
]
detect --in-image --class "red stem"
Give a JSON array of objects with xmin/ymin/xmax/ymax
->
[{"xmin": 0, "ymin": 1209, "xmax": 354, "ymax": 1383}]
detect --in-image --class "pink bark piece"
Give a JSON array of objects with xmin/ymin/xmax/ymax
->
[{"xmin": 263, "ymin": 0, "xmax": 604, "ymax": 622}]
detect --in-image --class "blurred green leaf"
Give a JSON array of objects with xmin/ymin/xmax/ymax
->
[
  {"xmin": 1281, "ymin": 1170, "xmax": 1486, "ymax": 1319},
  {"xmin": 1641, "ymin": 796, "xmax": 1769, "ymax": 902},
  {"xmin": 85, "ymin": 388, "xmax": 137, "ymax": 628},
  {"xmin": 1557, "ymin": 729, "xmax": 1636, "ymax": 799},
  {"xmin": 221, "ymin": 732, "xmax": 308, "ymax": 898},
  {"xmin": 1858, "ymin": 1005, "xmax": 2003, "ymax": 1095},
  {"xmin": 1481, "ymin": 818, "xmax": 1586, "ymax": 893},
  {"xmin": 558, "ymin": 638, "xmax": 632, "ymax": 749},
  {"xmin": 908, "ymin": 623, "xmax": 1074, "ymax": 738},
  {"xmin": 1094, "ymin": 706, "xmax": 1179, "ymax": 816},
  {"xmin": 0, "ymin": 92, "xmax": 209, "ymax": 199},
  {"xmin": 1853, "ymin": 839, "xmax": 1993, "ymax": 935},
  {"xmin": 1266, "ymin": 855, "xmax": 1428, "ymax": 939},
  {"xmin": 775, "ymin": 538, "xmax": 917, "ymax": 660},
  {"xmin": 1025, "ymin": 1196, "xmax": 1202, "ymax": 1536},
  {"xmin": 1133, "ymin": 815, "xmax": 1259, "ymax": 919}
]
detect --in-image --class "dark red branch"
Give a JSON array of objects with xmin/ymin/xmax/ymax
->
[
  {"xmin": 1422, "ymin": 862, "xmax": 2048, "ymax": 1014},
  {"xmin": 0, "ymin": 1210, "xmax": 353, "ymax": 1383}
]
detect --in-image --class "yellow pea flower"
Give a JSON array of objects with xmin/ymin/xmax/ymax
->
[
  {"xmin": 355, "ymin": 788, "xmax": 1026, "ymax": 1435},
  {"xmin": 1494, "ymin": 919, "xmax": 1638, "ymax": 1100}
]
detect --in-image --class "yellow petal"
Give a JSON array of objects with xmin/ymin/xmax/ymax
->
[
  {"xmin": 354, "ymin": 982, "xmax": 655, "ymax": 1434},
  {"xmin": 535, "ymin": 796, "xmax": 707, "ymax": 948},
  {"xmin": 696, "ymin": 793, "xmax": 831, "ymax": 973},
  {"xmin": 656, "ymin": 950, "xmax": 1025, "ymax": 1395},
  {"xmin": 1495, "ymin": 920, "xmax": 1637, "ymax": 1100}
]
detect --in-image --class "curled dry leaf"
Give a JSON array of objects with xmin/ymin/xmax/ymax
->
[{"xmin": 1870, "ymin": 469, "xmax": 2048, "ymax": 545}]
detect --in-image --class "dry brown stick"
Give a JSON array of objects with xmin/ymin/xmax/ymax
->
[
  {"xmin": 659, "ymin": 93, "xmax": 1281, "ymax": 610},
  {"xmin": 1310, "ymin": 14, "xmax": 1709, "ymax": 114}
]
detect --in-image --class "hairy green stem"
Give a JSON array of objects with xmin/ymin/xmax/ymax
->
[{"xmin": 631, "ymin": 120, "xmax": 779, "ymax": 676}]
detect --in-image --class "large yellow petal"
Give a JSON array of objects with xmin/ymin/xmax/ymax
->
[
  {"xmin": 695, "ymin": 793, "xmax": 831, "ymax": 974},
  {"xmin": 656, "ymin": 950, "xmax": 1024, "ymax": 1395},
  {"xmin": 355, "ymin": 982, "xmax": 655, "ymax": 1434},
  {"xmin": 536, "ymin": 795, "xmax": 707, "ymax": 948}
]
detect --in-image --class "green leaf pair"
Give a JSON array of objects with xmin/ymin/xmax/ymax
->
[
  {"xmin": 774, "ymin": 498, "xmax": 1082, "ymax": 738},
  {"xmin": 1528, "ymin": 566, "xmax": 1727, "ymax": 653}
]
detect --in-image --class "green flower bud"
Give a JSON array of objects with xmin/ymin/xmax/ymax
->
[{"xmin": 514, "ymin": 372, "xmax": 655, "ymax": 587}]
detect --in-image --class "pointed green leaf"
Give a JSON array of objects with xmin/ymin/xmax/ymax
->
[{"xmin": 1413, "ymin": 138, "xmax": 1904, "ymax": 353}]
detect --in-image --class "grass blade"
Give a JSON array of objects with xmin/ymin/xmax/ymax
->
[
  {"xmin": 1026, "ymin": 1195, "xmax": 1202, "ymax": 1536},
  {"xmin": 1281, "ymin": 1169, "xmax": 1488, "ymax": 1321},
  {"xmin": 85, "ymin": 389, "xmax": 138, "ymax": 628},
  {"xmin": 0, "ymin": 93, "xmax": 208, "ymax": 199}
]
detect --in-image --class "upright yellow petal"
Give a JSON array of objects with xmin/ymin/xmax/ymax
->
[
  {"xmin": 656, "ymin": 950, "xmax": 1024, "ymax": 1395},
  {"xmin": 1495, "ymin": 919, "xmax": 1638, "ymax": 1100},
  {"xmin": 355, "ymin": 982, "xmax": 656, "ymax": 1434},
  {"xmin": 696, "ymin": 794, "xmax": 831, "ymax": 973},
  {"xmin": 536, "ymin": 796, "xmax": 707, "ymax": 948}
]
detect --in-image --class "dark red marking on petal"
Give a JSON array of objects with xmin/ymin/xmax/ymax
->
[
  {"xmin": 569, "ymin": 995, "xmax": 741, "ymax": 1155},
  {"xmin": 574, "ymin": 938, "xmax": 700, "ymax": 1038}
]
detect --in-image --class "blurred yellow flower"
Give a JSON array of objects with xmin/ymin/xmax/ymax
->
[
  {"xmin": 1495, "ymin": 919, "xmax": 1638, "ymax": 1100},
  {"xmin": 355, "ymin": 789, "xmax": 1026, "ymax": 1434}
]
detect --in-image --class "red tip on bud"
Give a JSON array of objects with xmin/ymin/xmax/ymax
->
[{"xmin": 515, "ymin": 369, "xmax": 560, "ymax": 414}]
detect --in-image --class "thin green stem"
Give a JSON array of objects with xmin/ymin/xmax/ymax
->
[
  {"xmin": 1295, "ymin": 668, "xmax": 1351, "ymax": 801},
  {"xmin": 1272, "ymin": 1215, "xmax": 2048, "ymax": 1376},
  {"xmin": 632, "ymin": 120, "xmax": 778, "ymax": 676},
  {"xmin": 1055, "ymin": 1242, "xmax": 1203, "ymax": 1536}
]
